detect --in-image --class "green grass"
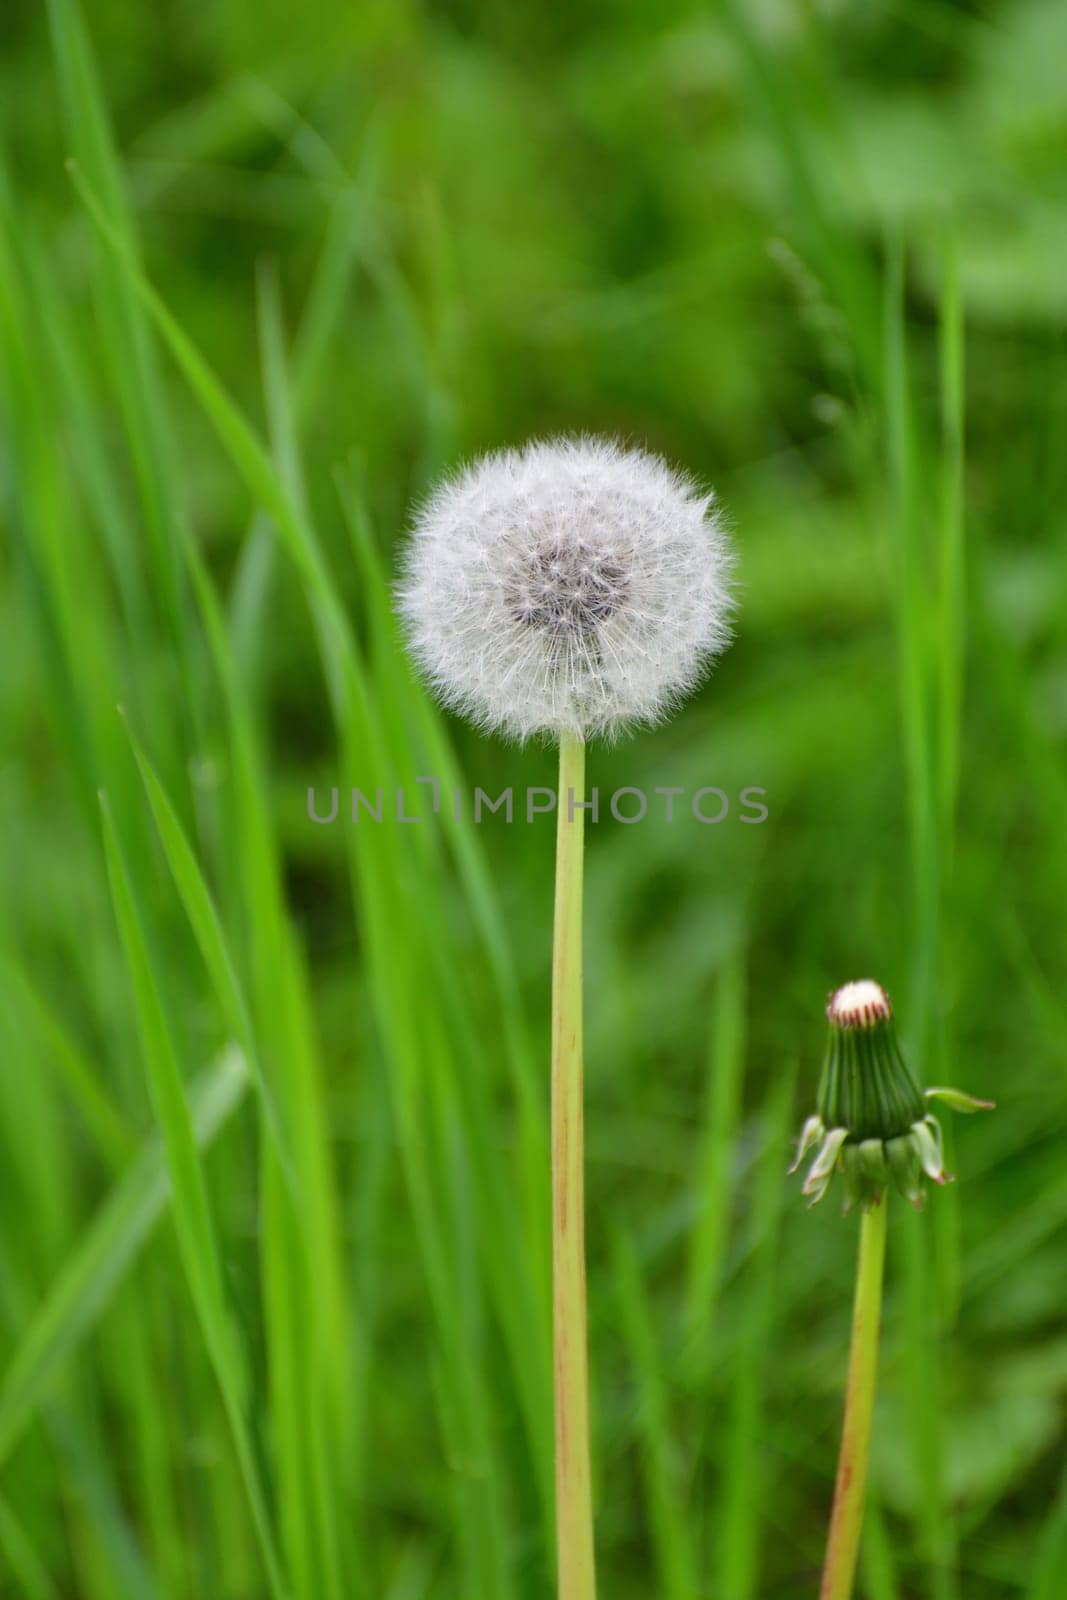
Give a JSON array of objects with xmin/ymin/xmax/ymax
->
[{"xmin": 1, "ymin": 1, "xmax": 1066, "ymax": 1596}]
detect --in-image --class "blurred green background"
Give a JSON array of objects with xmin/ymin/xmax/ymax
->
[{"xmin": 2, "ymin": 1, "xmax": 1066, "ymax": 1597}]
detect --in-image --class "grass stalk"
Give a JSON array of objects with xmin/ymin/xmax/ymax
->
[
  {"xmin": 820, "ymin": 1199, "xmax": 888, "ymax": 1600},
  {"xmin": 552, "ymin": 730, "xmax": 596, "ymax": 1600}
]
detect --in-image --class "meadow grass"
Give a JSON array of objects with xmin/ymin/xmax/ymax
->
[{"xmin": 1, "ymin": 2, "xmax": 1065, "ymax": 1596}]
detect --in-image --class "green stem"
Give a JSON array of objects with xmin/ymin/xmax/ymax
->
[
  {"xmin": 819, "ymin": 1197, "xmax": 888, "ymax": 1600},
  {"xmin": 552, "ymin": 731, "xmax": 596, "ymax": 1600}
]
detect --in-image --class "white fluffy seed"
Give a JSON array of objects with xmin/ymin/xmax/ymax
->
[{"xmin": 396, "ymin": 435, "xmax": 735, "ymax": 742}]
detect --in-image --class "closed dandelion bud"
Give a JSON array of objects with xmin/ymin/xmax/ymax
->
[{"xmin": 791, "ymin": 979, "xmax": 994, "ymax": 1213}]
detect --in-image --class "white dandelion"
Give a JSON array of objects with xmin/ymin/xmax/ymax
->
[
  {"xmin": 396, "ymin": 433, "xmax": 735, "ymax": 1600},
  {"xmin": 397, "ymin": 435, "xmax": 734, "ymax": 742}
]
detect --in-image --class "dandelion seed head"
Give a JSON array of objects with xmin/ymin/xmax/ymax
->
[{"xmin": 396, "ymin": 435, "xmax": 735, "ymax": 741}]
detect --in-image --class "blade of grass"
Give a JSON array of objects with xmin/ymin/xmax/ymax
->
[
  {"xmin": 0, "ymin": 953, "xmax": 134, "ymax": 1174},
  {"xmin": 0, "ymin": 1002, "xmax": 73, "ymax": 1280},
  {"xmin": 107, "ymin": 1289, "xmax": 192, "ymax": 1598},
  {"xmin": 885, "ymin": 241, "xmax": 939, "ymax": 1055},
  {"xmin": 47, "ymin": 1407, "xmax": 161, "ymax": 1600},
  {"xmin": 683, "ymin": 949, "xmax": 747, "ymax": 1375},
  {"xmin": 0, "ymin": 1492, "xmax": 61, "ymax": 1600},
  {"xmin": 0, "ymin": 159, "xmax": 140, "ymax": 851},
  {"xmin": 147, "ymin": 579, "xmax": 349, "ymax": 1600},
  {"xmin": 1029, "ymin": 1459, "xmax": 1067, "ymax": 1600},
  {"xmin": 66, "ymin": 159, "xmax": 348, "ymax": 651},
  {"xmin": 292, "ymin": 122, "xmax": 386, "ymax": 410},
  {"xmin": 191, "ymin": 541, "xmax": 364, "ymax": 1600},
  {"xmin": 20, "ymin": 218, "xmax": 150, "ymax": 666},
  {"xmin": 122, "ymin": 719, "xmax": 293, "ymax": 1183},
  {"xmin": 613, "ymin": 1232, "xmax": 699, "ymax": 1600},
  {"xmin": 885, "ymin": 241, "xmax": 956, "ymax": 1600},
  {"xmin": 122, "ymin": 710, "xmax": 323, "ymax": 1593},
  {"xmin": 0, "ymin": 1045, "xmax": 248, "ymax": 1465},
  {"xmin": 46, "ymin": 0, "xmax": 201, "ymax": 765},
  {"xmin": 936, "ymin": 239, "xmax": 966, "ymax": 862},
  {"xmin": 255, "ymin": 259, "xmax": 366, "ymax": 1600},
  {"xmin": 99, "ymin": 798, "xmax": 288, "ymax": 1600},
  {"xmin": 931, "ymin": 242, "xmax": 967, "ymax": 1330},
  {"xmin": 862, "ymin": 1500, "xmax": 903, "ymax": 1600},
  {"xmin": 716, "ymin": 1071, "xmax": 795, "ymax": 1600},
  {"xmin": 347, "ymin": 1044, "xmax": 392, "ymax": 1554}
]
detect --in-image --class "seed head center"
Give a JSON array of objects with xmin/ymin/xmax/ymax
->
[{"xmin": 508, "ymin": 539, "xmax": 628, "ymax": 643}]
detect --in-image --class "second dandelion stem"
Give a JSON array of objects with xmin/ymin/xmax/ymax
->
[
  {"xmin": 552, "ymin": 730, "xmax": 597, "ymax": 1600},
  {"xmin": 820, "ymin": 1196, "xmax": 888, "ymax": 1600}
]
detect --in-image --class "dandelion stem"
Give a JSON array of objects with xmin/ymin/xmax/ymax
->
[
  {"xmin": 819, "ymin": 1197, "xmax": 888, "ymax": 1600},
  {"xmin": 552, "ymin": 730, "xmax": 596, "ymax": 1600}
]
